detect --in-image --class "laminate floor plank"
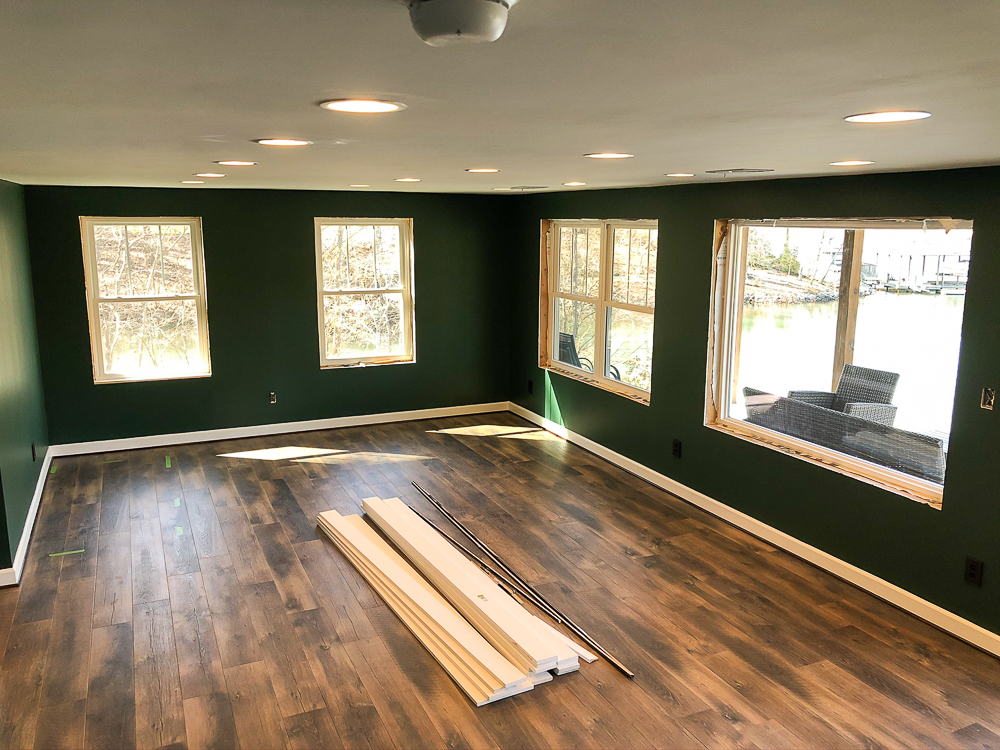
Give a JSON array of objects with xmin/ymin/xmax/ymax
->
[
  {"xmin": 39, "ymin": 575, "xmax": 95, "ymax": 706},
  {"xmin": 200, "ymin": 555, "xmax": 264, "ymax": 668},
  {"xmin": 225, "ymin": 660, "xmax": 289, "ymax": 750},
  {"xmin": 183, "ymin": 692, "xmax": 240, "ymax": 750},
  {"xmin": 93, "ymin": 531, "xmax": 133, "ymax": 627},
  {"xmin": 3, "ymin": 414, "xmax": 998, "ymax": 750},
  {"xmin": 132, "ymin": 599, "xmax": 186, "ymax": 749},
  {"xmin": 85, "ymin": 623, "xmax": 136, "ymax": 750},
  {"xmin": 167, "ymin": 572, "xmax": 228, "ymax": 699}
]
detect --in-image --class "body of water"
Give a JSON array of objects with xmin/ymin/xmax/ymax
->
[{"xmin": 735, "ymin": 291, "xmax": 965, "ymax": 439}]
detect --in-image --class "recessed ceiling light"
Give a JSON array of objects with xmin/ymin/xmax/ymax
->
[
  {"xmin": 563, "ymin": 182, "xmax": 586, "ymax": 187},
  {"xmin": 466, "ymin": 168, "xmax": 501, "ymax": 173},
  {"xmin": 844, "ymin": 111, "xmax": 931, "ymax": 123},
  {"xmin": 584, "ymin": 152, "xmax": 634, "ymax": 159},
  {"xmin": 395, "ymin": 178, "xmax": 421, "ymax": 182},
  {"xmin": 194, "ymin": 173, "xmax": 225, "ymax": 178},
  {"xmin": 665, "ymin": 173, "xmax": 695, "ymax": 178},
  {"xmin": 349, "ymin": 184, "xmax": 370, "ymax": 188},
  {"xmin": 214, "ymin": 160, "xmax": 256, "ymax": 166},
  {"xmin": 320, "ymin": 99, "xmax": 405, "ymax": 114},
  {"xmin": 254, "ymin": 138, "xmax": 313, "ymax": 147},
  {"xmin": 830, "ymin": 160, "xmax": 875, "ymax": 166},
  {"xmin": 180, "ymin": 180, "xmax": 204, "ymax": 184}
]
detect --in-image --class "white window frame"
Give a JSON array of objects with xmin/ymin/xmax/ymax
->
[
  {"xmin": 80, "ymin": 216, "xmax": 212, "ymax": 384},
  {"xmin": 538, "ymin": 219, "xmax": 657, "ymax": 403},
  {"xmin": 705, "ymin": 217, "xmax": 973, "ymax": 508},
  {"xmin": 314, "ymin": 217, "xmax": 415, "ymax": 368}
]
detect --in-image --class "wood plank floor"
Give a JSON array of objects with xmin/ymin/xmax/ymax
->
[{"xmin": 2, "ymin": 412, "xmax": 999, "ymax": 749}]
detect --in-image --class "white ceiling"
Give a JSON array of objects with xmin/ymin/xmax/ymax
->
[{"xmin": 1, "ymin": 0, "xmax": 998, "ymax": 193}]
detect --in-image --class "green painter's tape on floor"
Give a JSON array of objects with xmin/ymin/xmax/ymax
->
[
  {"xmin": 174, "ymin": 497, "xmax": 181, "ymax": 506},
  {"xmin": 49, "ymin": 465, "xmax": 57, "ymax": 474},
  {"xmin": 176, "ymin": 526, "xmax": 183, "ymax": 536},
  {"xmin": 165, "ymin": 456, "xmax": 172, "ymax": 468},
  {"xmin": 49, "ymin": 549, "xmax": 85, "ymax": 557}
]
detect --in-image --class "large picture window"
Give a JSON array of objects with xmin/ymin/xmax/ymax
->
[
  {"xmin": 80, "ymin": 217, "xmax": 211, "ymax": 383},
  {"xmin": 315, "ymin": 218, "xmax": 415, "ymax": 367},
  {"xmin": 706, "ymin": 218, "xmax": 973, "ymax": 507},
  {"xmin": 539, "ymin": 220, "xmax": 658, "ymax": 402}
]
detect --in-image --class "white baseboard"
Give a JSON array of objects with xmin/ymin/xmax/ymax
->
[
  {"xmin": 49, "ymin": 402, "xmax": 510, "ymax": 457},
  {"xmin": 509, "ymin": 402, "xmax": 1000, "ymax": 658},
  {"xmin": 3, "ymin": 446, "xmax": 54, "ymax": 585}
]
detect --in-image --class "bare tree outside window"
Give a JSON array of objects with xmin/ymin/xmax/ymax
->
[
  {"xmin": 81, "ymin": 218, "xmax": 211, "ymax": 383},
  {"xmin": 316, "ymin": 219, "xmax": 414, "ymax": 366}
]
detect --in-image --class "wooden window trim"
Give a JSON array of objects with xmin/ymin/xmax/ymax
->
[
  {"xmin": 80, "ymin": 216, "xmax": 212, "ymax": 384},
  {"xmin": 315, "ymin": 217, "xmax": 416, "ymax": 369},
  {"xmin": 705, "ymin": 217, "xmax": 972, "ymax": 508},
  {"xmin": 538, "ymin": 219, "xmax": 657, "ymax": 404}
]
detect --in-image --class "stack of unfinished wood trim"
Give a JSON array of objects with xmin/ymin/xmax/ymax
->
[
  {"xmin": 317, "ymin": 509, "xmax": 535, "ymax": 705},
  {"xmin": 317, "ymin": 498, "xmax": 595, "ymax": 706},
  {"xmin": 362, "ymin": 496, "xmax": 588, "ymax": 680}
]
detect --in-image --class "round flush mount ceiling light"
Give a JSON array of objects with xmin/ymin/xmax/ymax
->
[
  {"xmin": 214, "ymin": 160, "xmax": 256, "ymax": 166},
  {"xmin": 584, "ymin": 152, "xmax": 633, "ymax": 159},
  {"xmin": 320, "ymin": 99, "xmax": 405, "ymax": 114},
  {"xmin": 563, "ymin": 181, "xmax": 586, "ymax": 186},
  {"xmin": 705, "ymin": 168, "xmax": 774, "ymax": 175},
  {"xmin": 395, "ymin": 177, "xmax": 421, "ymax": 182},
  {"xmin": 665, "ymin": 173, "xmax": 695, "ymax": 178},
  {"xmin": 195, "ymin": 172, "xmax": 225, "ymax": 178},
  {"xmin": 349, "ymin": 184, "xmax": 370, "ymax": 188},
  {"xmin": 844, "ymin": 111, "xmax": 931, "ymax": 123},
  {"xmin": 254, "ymin": 138, "xmax": 313, "ymax": 147},
  {"xmin": 181, "ymin": 180, "xmax": 204, "ymax": 184},
  {"xmin": 830, "ymin": 160, "xmax": 875, "ymax": 166},
  {"xmin": 466, "ymin": 168, "xmax": 500, "ymax": 173}
]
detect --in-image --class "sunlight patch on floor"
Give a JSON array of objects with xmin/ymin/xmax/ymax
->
[
  {"xmin": 219, "ymin": 446, "xmax": 345, "ymax": 461},
  {"xmin": 428, "ymin": 424, "xmax": 559, "ymax": 441},
  {"xmin": 296, "ymin": 450, "xmax": 432, "ymax": 464}
]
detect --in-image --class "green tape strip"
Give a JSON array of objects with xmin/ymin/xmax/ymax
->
[
  {"xmin": 49, "ymin": 465, "xmax": 58, "ymax": 474},
  {"xmin": 165, "ymin": 456, "xmax": 172, "ymax": 468},
  {"xmin": 176, "ymin": 526, "xmax": 184, "ymax": 536},
  {"xmin": 49, "ymin": 549, "xmax": 85, "ymax": 557},
  {"xmin": 174, "ymin": 497, "xmax": 181, "ymax": 507}
]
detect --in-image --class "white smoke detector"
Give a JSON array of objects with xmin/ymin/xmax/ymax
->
[{"xmin": 408, "ymin": 0, "xmax": 519, "ymax": 47}]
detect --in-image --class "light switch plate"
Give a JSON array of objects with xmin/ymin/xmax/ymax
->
[{"xmin": 982, "ymin": 387, "xmax": 995, "ymax": 411}]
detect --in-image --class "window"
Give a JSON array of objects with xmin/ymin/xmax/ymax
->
[
  {"xmin": 315, "ymin": 218, "xmax": 415, "ymax": 367},
  {"xmin": 706, "ymin": 218, "xmax": 973, "ymax": 507},
  {"xmin": 80, "ymin": 217, "xmax": 211, "ymax": 383},
  {"xmin": 539, "ymin": 219, "xmax": 658, "ymax": 402}
]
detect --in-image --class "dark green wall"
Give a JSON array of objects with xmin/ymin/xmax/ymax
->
[
  {"xmin": 0, "ymin": 179, "xmax": 48, "ymax": 568},
  {"xmin": 24, "ymin": 186, "xmax": 511, "ymax": 445},
  {"xmin": 508, "ymin": 167, "xmax": 1000, "ymax": 635}
]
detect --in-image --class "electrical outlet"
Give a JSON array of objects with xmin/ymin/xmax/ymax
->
[
  {"xmin": 965, "ymin": 557, "xmax": 984, "ymax": 587},
  {"xmin": 31, "ymin": 442, "xmax": 36, "ymax": 462},
  {"xmin": 269, "ymin": 392, "xmax": 277, "ymax": 404},
  {"xmin": 527, "ymin": 379, "xmax": 534, "ymax": 394},
  {"xmin": 672, "ymin": 439, "xmax": 683, "ymax": 458},
  {"xmin": 982, "ymin": 387, "xmax": 995, "ymax": 411}
]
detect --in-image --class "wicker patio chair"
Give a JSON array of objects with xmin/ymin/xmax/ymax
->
[{"xmin": 788, "ymin": 364, "xmax": 900, "ymax": 427}]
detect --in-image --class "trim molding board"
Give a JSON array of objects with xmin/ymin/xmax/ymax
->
[
  {"xmin": 49, "ymin": 402, "xmax": 511, "ymax": 457},
  {"xmin": 12, "ymin": 398, "xmax": 1000, "ymax": 660},
  {"xmin": 4, "ymin": 446, "xmax": 54, "ymax": 585},
  {"xmin": 508, "ymin": 402, "xmax": 1000, "ymax": 659}
]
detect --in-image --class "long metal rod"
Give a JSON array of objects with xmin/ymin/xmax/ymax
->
[{"xmin": 411, "ymin": 481, "xmax": 635, "ymax": 678}]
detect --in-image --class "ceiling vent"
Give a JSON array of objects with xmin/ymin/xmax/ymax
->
[
  {"xmin": 408, "ymin": 0, "xmax": 519, "ymax": 46},
  {"xmin": 705, "ymin": 168, "xmax": 775, "ymax": 175}
]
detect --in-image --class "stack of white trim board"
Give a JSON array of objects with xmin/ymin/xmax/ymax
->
[{"xmin": 316, "ymin": 496, "xmax": 596, "ymax": 706}]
